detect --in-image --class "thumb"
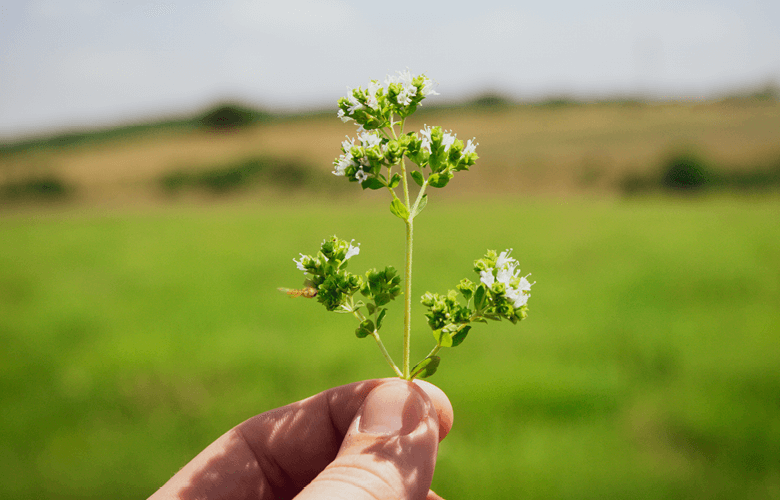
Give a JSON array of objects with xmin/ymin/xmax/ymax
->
[{"xmin": 295, "ymin": 379, "xmax": 447, "ymax": 500}]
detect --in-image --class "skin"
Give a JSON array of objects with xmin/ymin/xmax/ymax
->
[{"xmin": 149, "ymin": 378, "xmax": 454, "ymax": 500}]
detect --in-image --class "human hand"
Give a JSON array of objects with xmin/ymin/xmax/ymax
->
[{"xmin": 149, "ymin": 378, "xmax": 454, "ymax": 500}]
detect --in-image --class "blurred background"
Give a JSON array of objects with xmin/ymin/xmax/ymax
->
[{"xmin": 1, "ymin": 1, "xmax": 779, "ymax": 499}]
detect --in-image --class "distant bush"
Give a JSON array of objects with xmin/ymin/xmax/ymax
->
[
  {"xmin": 536, "ymin": 97, "xmax": 580, "ymax": 108},
  {"xmin": 160, "ymin": 156, "xmax": 319, "ymax": 194},
  {"xmin": 469, "ymin": 92, "xmax": 514, "ymax": 108},
  {"xmin": 198, "ymin": 103, "xmax": 270, "ymax": 130},
  {"xmin": 661, "ymin": 152, "xmax": 711, "ymax": 191},
  {"xmin": 620, "ymin": 149, "xmax": 780, "ymax": 196},
  {"xmin": 1, "ymin": 175, "xmax": 72, "ymax": 201}
]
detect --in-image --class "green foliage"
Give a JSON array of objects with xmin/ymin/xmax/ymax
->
[
  {"xmin": 361, "ymin": 266, "xmax": 401, "ymax": 307},
  {"xmin": 197, "ymin": 102, "xmax": 270, "ymax": 130},
  {"xmin": 410, "ymin": 356, "xmax": 440, "ymax": 378},
  {"xmin": 160, "ymin": 156, "xmax": 317, "ymax": 194},
  {"xmin": 620, "ymin": 149, "xmax": 780, "ymax": 195},
  {"xmin": 662, "ymin": 152, "xmax": 711, "ymax": 191},
  {"xmin": 1, "ymin": 175, "xmax": 72, "ymax": 201}
]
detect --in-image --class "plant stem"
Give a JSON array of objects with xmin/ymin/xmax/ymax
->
[
  {"xmin": 397, "ymin": 151, "xmax": 414, "ymax": 379},
  {"xmin": 373, "ymin": 330, "xmax": 404, "ymax": 378},
  {"xmin": 352, "ymin": 309, "xmax": 402, "ymax": 377},
  {"xmin": 403, "ymin": 217, "xmax": 413, "ymax": 378},
  {"xmin": 423, "ymin": 344, "xmax": 441, "ymax": 361}
]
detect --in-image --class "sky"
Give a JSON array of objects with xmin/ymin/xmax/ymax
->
[{"xmin": 1, "ymin": 0, "xmax": 779, "ymax": 139}]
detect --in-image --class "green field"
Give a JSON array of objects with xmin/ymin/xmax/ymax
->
[{"xmin": 1, "ymin": 195, "xmax": 778, "ymax": 499}]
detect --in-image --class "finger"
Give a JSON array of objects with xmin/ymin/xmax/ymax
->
[
  {"xmin": 427, "ymin": 489, "xmax": 446, "ymax": 500},
  {"xmin": 149, "ymin": 379, "xmax": 453, "ymax": 500},
  {"xmin": 295, "ymin": 379, "xmax": 443, "ymax": 500}
]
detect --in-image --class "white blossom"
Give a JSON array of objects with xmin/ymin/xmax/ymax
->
[
  {"xmin": 337, "ymin": 108, "xmax": 352, "ymax": 123},
  {"xmin": 345, "ymin": 240, "xmax": 361, "ymax": 260},
  {"xmin": 441, "ymin": 130, "xmax": 456, "ymax": 152},
  {"xmin": 385, "ymin": 69, "xmax": 417, "ymax": 106},
  {"xmin": 420, "ymin": 125, "xmax": 433, "ymax": 153},
  {"xmin": 342, "ymin": 136, "xmax": 355, "ymax": 152},
  {"xmin": 463, "ymin": 138, "xmax": 478, "ymax": 155},
  {"xmin": 480, "ymin": 269, "xmax": 495, "ymax": 287},
  {"xmin": 495, "ymin": 249, "xmax": 514, "ymax": 269},
  {"xmin": 366, "ymin": 80, "xmax": 381, "ymax": 110},
  {"xmin": 359, "ymin": 131, "xmax": 382, "ymax": 149},
  {"xmin": 293, "ymin": 253, "xmax": 307, "ymax": 271},
  {"xmin": 420, "ymin": 76, "xmax": 439, "ymax": 97},
  {"xmin": 355, "ymin": 169, "xmax": 368, "ymax": 183},
  {"xmin": 333, "ymin": 152, "xmax": 355, "ymax": 176},
  {"xmin": 345, "ymin": 88, "xmax": 363, "ymax": 114}
]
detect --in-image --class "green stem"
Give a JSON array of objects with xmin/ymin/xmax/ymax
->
[
  {"xmin": 423, "ymin": 344, "xmax": 441, "ymax": 361},
  {"xmin": 373, "ymin": 330, "xmax": 404, "ymax": 378},
  {"xmin": 403, "ymin": 217, "xmax": 413, "ymax": 378},
  {"xmin": 352, "ymin": 309, "xmax": 402, "ymax": 377}
]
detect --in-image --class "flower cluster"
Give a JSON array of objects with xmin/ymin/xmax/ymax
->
[
  {"xmin": 421, "ymin": 249, "xmax": 534, "ymax": 350},
  {"xmin": 332, "ymin": 71, "xmax": 478, "ymax": 192},
  {"xmin": 293, "ymin": 236, "xmax": 362, "ymax": 311},
  {"xmin": 337, "ymin": 69, "xmax": 438, "ymax": 129},
  {"xmin": 477, "ymin": 249, "xmax": 533, "ymax": 310},
  {"xmin": 292, "ymin": 236, "xmax": 401, "ymax": 318}
]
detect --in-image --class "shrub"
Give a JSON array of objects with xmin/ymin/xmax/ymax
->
[
  {"xmin": 198, "ymin": 103, "xmax": 270, "ymax": 130},
  {"xmin": 661, "ymin": 152, "xmax": 711, "ymax": 191},
  {"xmin": 1, "ymin": 175, "xmax": 72, "ymax": 201},
  {"xmin": 159, "ymin": 156, "xmax": 322, "ymax": 194}
]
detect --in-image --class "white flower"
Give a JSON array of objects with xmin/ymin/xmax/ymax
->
[
  {"xmin": 366, "ymin": 80, "xmax": 381, "ymax": 110},
  {"xmin": 293, "ymin": 253, "xmax": 307, "ymax": 271},
  {"xmin": 420, "ymin": 76, "xmax": 439, "ymax": 97},
  {"xmin": 441, "ymin": 130, "xmax": 456, "ymax": 152},
  {"xmin": 420, "ymin": 125, "xmax": 433, "ymax": 153},
  {"xmin": 337, "ymin": 108, "xmax": 352, "ymax": 123},
  {"xmin": 333, "ymin": 152, "xmax": 355, "ymax": 176},
  {"xmin": 355, "ymin": 169, "xmax": 368, "ymax": 183},
  {"xmin": 342, "ymin": 136, "xmax": 355, "ymax": 152},
  {"xmin": 463, "ymin": 138, "xmax": 478, "ymax": 155},
  {"xmin": 359, "ymin": 131, "xmax": 382, "ymax": 149},
  {"xmin": 495, "ymin": 249, "xmax": 514, "ymax": 269},
  {"xmin": 487, "ymin": 249, "xmax": 534, "ymax": 309},
  {"xmin": 510, "ymin": 274, "xmax": 533, "ymax": 308},
  {"xmin": 386, "ymin": 69, "xmax": 417, "ymax": 106},
  {"xmin": 496, "ymin": 264, "xmax": 517, "ymax": 286},
  {"xmin": 345, "ymin": 88, "xmax": 363, "ymax": 114},
  {"xmin": 512, "ymin": 291, "xmax": 530, "ymax": 308},
  {"xmin": 345, "ymin": 240, "xmax": 361, "ymax": 260},
  {"xmin": 480, "ymin": 269, "xmax": 495, "ymax": 287}
]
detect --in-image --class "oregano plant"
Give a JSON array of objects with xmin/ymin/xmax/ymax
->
[{"xmin": 280, "ymin": 70, "xmax": 534, "ymax": 380}]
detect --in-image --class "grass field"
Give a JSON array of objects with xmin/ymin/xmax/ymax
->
[{"xmin": 1, "ymin": 194, "xmax": 778, "ymax": 499}]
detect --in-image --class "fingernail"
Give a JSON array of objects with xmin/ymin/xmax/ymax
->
[{"xmin": 359, "ymin": 382, "xmax": 427, "ymax": 435}]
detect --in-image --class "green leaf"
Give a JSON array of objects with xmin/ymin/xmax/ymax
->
[
  {"xmin": 376, "ymin": 308, "xmax": 387, "ymax": 330},
  {"xmin": 451, "ymin": 325, "xmax": 471, "ymax": 347},
  {"xmin": 361, "ymin": 177, "xmax": 386, "ymax": 190},
  {"xmin": 474, "ymin": 285, "xmax": 487, "ymax": 311},
  {"xmin": 433, "ymin": 329, "xmax": 453, "ymax": 347},
  {"xmin": 411, "ymin": 194, "xmax": 428, "ymax": 218},
  {"xmin": 428, "ymin": 172, "xmax": 451, "ymax": 188},
  {"xmin": 410, "ymin": 170, "xmax": 425, "ymax": 187},
  {"xmin": 410, "ymin": 356, "xmax": 441, "ymax": 379},
  {"xmin": 366, "ymin": 302, "xmax": 376, "ymax": 315},
  {"xmin": 389, "ymin": 173, "xmax": 401, "ymax": 188},
  {"xmin": 355, "ymin": 319, "xmax": 374, "ymax": 338},
  {"xmin": 389, "ymin": 198, "xmax": 409, "ymax": 220}
]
